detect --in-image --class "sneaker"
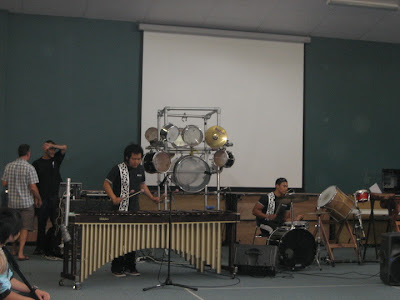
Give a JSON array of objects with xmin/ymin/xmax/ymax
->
[
  {"xmin": 112, "ymin": 271, "xmax": 126, "ymax": 278},
  {"xmin": 44, "ymin": 255, "xmax": 63, "ymax": 261},
  {"xmin": 125, "ymin": 268, "xmax": 140, "ymax": 276}
]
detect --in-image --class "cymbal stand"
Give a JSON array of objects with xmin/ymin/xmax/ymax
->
[
  {"xmin": 143, "ymin": 177, "xmax": 198, "ymax": 292},
  {"xmin": 290, "ymin": 199, "xmax": 294, "ymax": 226},
  {"xmin": 353, "ymin": 208, "xmax": 365, "ymax": 264},
  {"xmin": 314, "ymin": 213, "xmax": 322, "ymax": 270}
]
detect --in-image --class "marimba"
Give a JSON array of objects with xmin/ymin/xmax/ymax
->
[{"xmin": 60, "ymin": 210, "xmax": 240, "ymax": 288}]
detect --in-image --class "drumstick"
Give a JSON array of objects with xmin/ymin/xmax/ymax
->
[{"xmin": 122, "ymin": 189, "xmax": 144, "ymax": 201}]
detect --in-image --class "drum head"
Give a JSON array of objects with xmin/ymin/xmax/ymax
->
[
  {"xmin": 145, "ymin": 127, "xmax": 158, "ymax": 143},
  {"xmin": 317, "ymin": 185, "xmax": 337, "ymax": 208},
  {"xmin": 213, "ymin": 150, "xmax": 229, "ymax": 167},
  {"xmin": 269, "ymin": 228, "xmax": 316, "ymax": 268},
  {"xmin": 143, "ymin": 152, "xmax": 171, "ymax": 174},
  {"xmin": 280, "ymin": 229, "xmax": 316, "ymax": 267},
  {"xmin": 182, "ymin": 125, "xmax": 203, "ymax": 147},
  {"xmin": 173, "ymin": 156, "xmax": 210, "ymax": 193},
  {"xmin": 153, "ymin": 152, "xmax": 171, "ymax": 173},
  {"xmin": 172, "ymin": 128, "xmax": 187, "ymax": 148},
  {"xmin": 160, "ymin": 123, "xmax": 180, "ymax": 143}
]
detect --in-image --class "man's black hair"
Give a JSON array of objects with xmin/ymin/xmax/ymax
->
[
  {"xmin": 124, "ymin": 144, "xmax": 144, "ymax": 162},
  {"xmin": 275, "ymin": 177, "xmax": 288, "ymax": 186},
  {"xmin": 0, "ymin": 208, "xmax": 22, "ymax": 244},
  {"xmin": 17, "ymin": 144, "xmax": 30, "ymax": 157}
]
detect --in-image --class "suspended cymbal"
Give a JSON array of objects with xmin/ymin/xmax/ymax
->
[{"xmin": 205, "ymin": 126, "xmax": 228, "ymax": 148}]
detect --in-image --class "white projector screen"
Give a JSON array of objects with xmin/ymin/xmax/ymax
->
[{"xmin": 141, "ymin": 31, "xmax": 304, "ymax": 188}]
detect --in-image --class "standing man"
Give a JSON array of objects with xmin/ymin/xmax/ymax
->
[
  {"xmin": 252, "ymin": 178, "xmax": 293, "ymax": 237},
  {"xmin": 103, "ymin": 144, "xmax": 160, "ymax": 277},
  {"xmin": 32, "ymin": 140, "xmax": 67, "ymax": 256},
  {"xmin": 1, "ymin": 144, "xmax": 42, "ymax": 260}
]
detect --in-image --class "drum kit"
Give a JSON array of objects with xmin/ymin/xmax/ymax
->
[
  {"xmin": 144, "ymin": 118, "xmax": 235, "ymax": 193},
  {"xmin": 263, "ymin": 186, "xmax": 369, "ymax": 269}
]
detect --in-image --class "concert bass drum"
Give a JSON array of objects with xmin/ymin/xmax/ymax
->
[
  {"xmin": 143, "ymin": 152, "xmax": 171, "ymax": 174},
  {"xmin": 173, "ymin": 155, "xmax": 211, "ymax": 193},
  {"xmin": 318, "ymin": 185, "xmax": 356, "ymax": 221},
  {"xmin": 268, "ymin": 227, "xmax": 316, "ymax": 268}
]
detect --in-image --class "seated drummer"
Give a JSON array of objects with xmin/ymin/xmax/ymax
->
[{"xmin": 252, "ymin": 178, "xmax": 293, "ymax": 237}]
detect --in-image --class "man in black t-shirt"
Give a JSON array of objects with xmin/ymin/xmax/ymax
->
[
  {"xmin": 252, "ymin": 178, "xmax": 292, "ymax": 237},
  {"xmin": 103, "ymin": 144, "xmax": 160, "ymax": 277},
  {"xmin": 32, "ymin": 140, "xmax": 67, "ymax": 256}
]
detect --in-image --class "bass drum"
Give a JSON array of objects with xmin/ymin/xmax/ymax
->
[
  {"xmin": 173, "ymin": 156, "xmax": 211, "ymax": 193},
  {"xmin": 143, "ymin": 152, "xmax": 171, "ymax": 174},
  {"xmin": 268, "ymin": 228, "xmax": 316, "ymax": 268}
]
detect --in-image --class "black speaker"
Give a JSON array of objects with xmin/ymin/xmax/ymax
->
[
  {"xmin": 380, "ymin": 232, "xmax": 400, "ymax": 285},
  {"xmin": 234, "ymin": 244, "xmax": 279, "ymax": 276}
]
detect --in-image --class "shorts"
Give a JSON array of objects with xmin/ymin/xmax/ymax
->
[{"xmin": 17, "ymin": 206, "xmax": 35, "ymax": 231}]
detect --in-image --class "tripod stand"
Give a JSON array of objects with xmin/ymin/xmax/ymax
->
[{"xmin": 143, "ymin": 177, "xmax": 198, "ymax": 292}]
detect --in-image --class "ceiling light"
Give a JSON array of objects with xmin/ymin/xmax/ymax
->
[{"xmin": 327, "ymin": 0, "xmax": 399, "ymax": 10}]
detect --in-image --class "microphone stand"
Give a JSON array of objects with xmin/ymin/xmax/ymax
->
[{"xmin": 143, "ymin": 175, "xmax": 198, "ymax": 292}]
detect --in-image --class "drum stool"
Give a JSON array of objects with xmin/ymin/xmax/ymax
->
[{"xmin": 252, "ymin": 226, "xmax": 268, "ymax": 245}]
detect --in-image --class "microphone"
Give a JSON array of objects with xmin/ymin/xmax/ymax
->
[{"xmin": 61, "ymin": 224, "xmax": 71, "ymax": 243}]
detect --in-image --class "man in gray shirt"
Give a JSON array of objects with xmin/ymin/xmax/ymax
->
[{"xmin": 2, "ymin": 144, "xmax": 42, "ymax": 260}]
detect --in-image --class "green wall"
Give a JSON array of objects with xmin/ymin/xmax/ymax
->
[
  {"xmin": 1, "ymin": 12, "xmax": 142, "ymax": 189},
  {"xmin": 1, "ymin": 12, "xmax": 400, "ymax": 193},
  {"xmin": 304, "ymin": 38, "xmax": 400, "ymax": 193}
]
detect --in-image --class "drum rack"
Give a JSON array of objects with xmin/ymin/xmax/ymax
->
[{"xmin": 147, "ymin": 107, "xmax": 232, "ymax": 210}]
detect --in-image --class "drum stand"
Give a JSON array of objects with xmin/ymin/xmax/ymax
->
[
  {"xmin": 318, "ymin": 217, "xmax": 360, "ymax": 266},
  {"xmin": 143, "ymin": 178, "xmax": 198, "ymax": 292},
  {"xmin": 314, "ymin": 213, "xmax": 323, "ymax": 270}
]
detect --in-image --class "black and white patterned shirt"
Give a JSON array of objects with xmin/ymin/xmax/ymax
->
[{"xmin": 2, "ymin": 158, "xmax": 39, "ymax": 208}]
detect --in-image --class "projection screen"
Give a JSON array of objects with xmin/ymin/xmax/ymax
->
[{"xmin": 141, "ymin": 30, "xmax": 304, "ymax": 188}]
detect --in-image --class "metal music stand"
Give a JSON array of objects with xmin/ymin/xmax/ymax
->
[{"xmin": 143, "ymin": 176, "xmax": 198, "ymax": 292}]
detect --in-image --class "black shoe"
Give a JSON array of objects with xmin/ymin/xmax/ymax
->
[
  {"xmin": 125, "ymin": 267, "xmax": 140, "ymax": 276},
  {"xmin": 112, "ymin": 271, "xmax": 127, "ymax": 278}
]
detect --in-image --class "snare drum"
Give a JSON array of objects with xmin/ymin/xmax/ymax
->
[
  {"xmin": 283, "ymin": 221, "xmax": 309, "ymax": 230},
  {"xmin": 268, "ymin": 227, "xmax": 316, "ymax": 268},
  {"xmin": 173, "ymin": 156, "xmax": 211, "ymax": 193},
  {"xmin": 354, "ymin": 189, "xmax": 370, "ymax": 203},
  {"xmin": 318, "ymin": 186, "xmax": 356, "ymax": 221},
  {"xmin": 143, "ymin": 152, "xmax": 171, "ymax": 174}
]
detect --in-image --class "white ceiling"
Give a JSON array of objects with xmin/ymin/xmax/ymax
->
[{"xmin": 1, "ymin": 0, "xmax": 400, "ymax": 44}]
